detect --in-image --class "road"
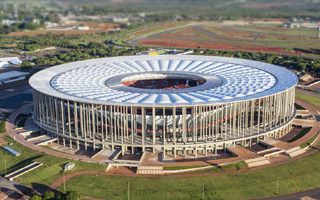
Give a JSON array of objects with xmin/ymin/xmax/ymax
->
[
  {"xmin": 0, "ymin": 83, "xmax": 32, "ymax": 111},
  {"xmin": 0, "ymin": 177, "xmax": 33, "ymax": 199},
  {"xmin": 257, "ymin": 188, "xmax": 320, "ymax": 200}
]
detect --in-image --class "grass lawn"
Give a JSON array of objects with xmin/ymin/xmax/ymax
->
[
  {"xmin": 61, "ymin": 151, "xmax": 320, "ymax": 200},
  {"xmin": 296, "ymin": 92, "xmax": 320, "ymax": 108},
  {"xmin": 0, "ymin": 120, "xmax": 5, "ymax": 133},
  {"xmin": 0, "ymin": 112, "xmax": 9, "ymax": 134},
  {"xmin": 164, "ymin": 161, "xmax": 246, "ymax": 172},
  {"xmin": 300, "ymin": 134, "xmax": 319, "ymax": 148},
  {"xmin": 0, "ymin": 136, "xmax": 106, "ymax": 187}
]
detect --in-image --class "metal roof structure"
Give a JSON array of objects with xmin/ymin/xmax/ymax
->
[
  {"xmin": 29, "ymin": 55, "xmax": 298, "ymax": 106},
  {"xmin": 0, "ymin": 71, "xmax": 29, "ymax": 81}
]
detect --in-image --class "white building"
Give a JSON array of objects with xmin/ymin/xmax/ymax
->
[
  {"xmin": 0, "ymin": 61, "xmax": 10, "ymax": 69},
  {"xmin": 0, "ymin": 71, "xmax": 30, "ymax": 85},
  {"xmin": 30, "ymin": 55, "xmax": 297, "ymax": 158},
  {"xmin": 0, "ymin": 57, "xmax": 22, "ymax": 67}
]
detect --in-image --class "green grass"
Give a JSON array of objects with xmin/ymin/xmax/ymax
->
[
  {"xmin": 220, "ymin": 161, "xmax": 246, "ymax": 170},
  {"xmin": 0, "ymin": 112, "xmax": 9, "ymax": 134},
  {"xmin": 0, "ymin": 120, "xmax": 5, "ymax": 133},
  {"xmin": 61, "ymin": 151, "xmax": 320, "ymax": 200},
  {"xmin": 288, "ymin": 127, "xmax": 312, "ymax": 143},
  {"xmin": 0, "ymin": 135, "xmax": 106, "ymax": 187},
  {"xmin": 296, "ymin": 92, "xmax": 320, "ymax": 108},
  {"xmin": 300, "ymin": 133, "xmax": 319, "ymax": 148}
]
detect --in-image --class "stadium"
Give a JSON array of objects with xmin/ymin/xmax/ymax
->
[{"xmin": 29, "ymin": 55, "xmax": 298, "ymax": 159}]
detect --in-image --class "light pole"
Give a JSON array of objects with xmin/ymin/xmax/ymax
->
[
  {"xmin": 276, "ymin": 177, "xmax": 279, "ymax": 194},
  {"xmin": 63, "ymin": 172, "xmax": 66, "ymax": 192},
  {"xmin": 4, "ymin": 160, "xmax": 7, "ymax": 176},
  {"xmin": 202, "ymin": 182, "xmax": 205, "ymax": 200},
  {"xmin": 127, "ymin": 181, "xmax": 130, "ymax": 200}
]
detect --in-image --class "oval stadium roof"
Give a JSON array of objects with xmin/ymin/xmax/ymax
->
[{"xmin": 29, "ymin": 55, "xmax": 298, "ymax": 106}]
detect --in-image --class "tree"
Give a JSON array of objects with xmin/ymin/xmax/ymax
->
[
  {"xmin": 43, "ymin": 191, "xmax": 55, "ymax": 200},
  {"xmin": 21, "ymin": 61, "xmax": 32, "ymax": 68},
  {"xmin": 299, "ymin": 62, "xmax": 307, "ymax": 72},
  {"xmin": 30, "ymin": 194, "xmax": 42, "ymax": 200},
  {"xmin": 235, "ymin": 162, "xmax": 242, "ymax": 176},
  {"xmin": 65, "ymin": 190, "xmax": 79, "ymax": 200}
]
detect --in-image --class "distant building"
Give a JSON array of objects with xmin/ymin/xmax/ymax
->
[
  {"xmin": 32, "ymin": 19, "xmax": 40, "ymax": 24},
  {"xmin": 0, "ymin": 57, "xmax": 22, "ymax": 68},
  {"xmin": 34, "ymin": 46, "xmax": 56, "ymax": 53},
  {"xmin": 299, "ymin": 74, "xmax": 313, "ymax": 82},
  {"xmin": 284, "ymin": 21, "xmax": 320, "ymax": 29},
  {"xmin": 44, "ymin": 21, "xmax": 59, "ymax": 28},
  {"xmin": 0, "ymin": 61, "xmax": 10, "ymax": 69},
  {"xmin": 138, "ymin": 12, "xmax": 146, "ymax": 18},
  {"xmin": 1, "ymin": 19, "xmax": 20, "ymax": 26},
  {"xmin": 113, "ymin": 17, "xmax": 129, "ymax": 23},
  {"xmin": 76, "ymin": 26, "xmax": 90, "ymax": 30},
  {"xmin": 0, "ymin": 71, "xmax": 30, "ymax": 85}
]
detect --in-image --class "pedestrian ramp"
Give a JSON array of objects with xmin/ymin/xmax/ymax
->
[
  {"xmin": 257, "ymin": 147, "xmax": 285, "ymax": 158},
  {"xmin": 244, "ymin": 157, "xmax": 270, "ymax": 168},
  {"xmin": 137, "ymin": 166, "xmax": 163, "ymax": 175},
  {"xmin": 18, "ymin": 128, "xmax": 40, "ymax": 137},
  {"xmin": 285, "ymin": 146, "xmax": 305, "ymax": 157},
  {"xmin": 5, "ymin": 161, "xmax": 43, "ymax": 181},
  {"xmin": 34, "ymin": 137, "xmax": 57, "ymax": 146}
]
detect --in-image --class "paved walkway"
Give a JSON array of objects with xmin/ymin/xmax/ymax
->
[
  {"xmin": 0, "ymin": 177, "xmax": 33, "ymax": 199},
  {"xmin": 140, "ymin": 152, "xmax": 163, "ymax": 166},
  {"xmin": 228, "ymin": 145, "xmax": 257, "ymax": 159}
]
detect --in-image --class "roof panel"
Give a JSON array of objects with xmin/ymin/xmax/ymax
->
[{"xmin": 29, "ymin": 55, "xmax": 298, "ymax": 106}]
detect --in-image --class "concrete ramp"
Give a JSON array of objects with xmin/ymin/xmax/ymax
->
[
  {"xmin": 34, "ymin": 137, "xmax": 57, "ymax": 146},
  {"xmin": 260, "ymin": 138, "xmax": 292, "ymax": 150},
  {"xmin": 137, "ymin": 152, "xmax": 163, "ymax": 175},
  {"xmin": 18, "ymin": 128, "xmax": 40, "ymax": 137},
  {"xmin": 285, "ymin": 146, "xmax": 305, "ymax": 157},
  {"xmin": 137, "ymin": 166, "xmax": 163, "ymax": 175},
  {"xmin": 5, "ymin": 161, "xmax": 43, "ymax": 181},
  {"xmin": 259, "ymin": 138, "xmax": 277, "ymax": 147},
  {"xmin": 293, "ymin": 119, "xmax": 314, "ymax": 127},
  {"xmin": 296, "ymin": 109, "xmax": 312, "ymax": 117},
  {"xmin": 245, "ymin": 157, "xmax": 270, "ymax": 168},
  {"xmin": 227, "ymin": 145, "xmax": 256, "ymax": 158}
]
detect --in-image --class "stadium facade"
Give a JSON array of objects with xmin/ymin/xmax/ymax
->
[{"xmin": 29, "ymin": 55, "xmax": 298, "ymax": 158}]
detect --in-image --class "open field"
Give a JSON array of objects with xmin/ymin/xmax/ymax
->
[
  {"xmin": 119, "ymin": 21, "xmax": 189, "ymax": 43},
  {"xmin": 8, "ymin": 21, "xmax": 120, "ymax": 37},
  {"xmin": 130, "ymin": 22, "xmax": 320, "ymax": 57}
]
